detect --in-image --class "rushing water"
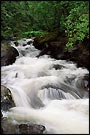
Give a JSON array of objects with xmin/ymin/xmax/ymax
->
[{"xmin": 1, "ymin": 38, "xmax": 89, "ymax": 134}]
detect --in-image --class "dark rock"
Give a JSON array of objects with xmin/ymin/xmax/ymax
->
[
  {"xmin": 52, "ymin": 64, "xmax": 65, "ymax": 70},
  {"xmin": 27, "ymin": 40, "xmax": 33, "ymax": 45},
  {"xmin": 1, "ymin": 43, "xmax": 19, "ymax": 66},
  {"xmin": 75, "ymin": 74, "xmax": 89, "ymax": 98},
  {"xmin": 37, "ymin": 48, "xmax": 49, "ymax": 57},
  {"xmin": 47, "ymin": 41, "xmax": 65, "ymax": 59},
  {"xmin": 1, "ymin": 118, "xmax": 46, "ymax": 134},
  {"xmin": 61, "ymin": 38, "xmax": 89, "ymax": 70},
  {"xmin": 34, "ymin": 31, "xmax": 68, "ymax": 59},
  {"xmin": 14, "ymin": 41, "xmax": 19, "ymax": 46},
  {"xmin": 76, "ymin": 74, "xmax": 89, "ymax": 90},
  {"xmin": 23, "ymin": 44, "xmax": 27, "ymax": 46},
  {"xmin": 33, "ymin": 31, "xmax": 60, "ymax": 50},
  {"xmin": 18, "ymin": 124, "xmax": 46, "ymax": 134},
  {"xmin": 1, "ymin": 85, "xmax": 15, "ymax": 111},
  {"xmin": 68, "ymin": 43, "xmax": 89, "ymax": 70},
  {"xmin": 37, "ymin": 41, "xmax": 66, "ymax": 59},
  {"xmin": 34, "ymin": 32, "xmax": 89, "ymax": 69}
]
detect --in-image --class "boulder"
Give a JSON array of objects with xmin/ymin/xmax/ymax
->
[
  {"xmin": 76, "ymin": 74, "xmax": 89, "ymax": 90},
  {"xmin": 27, "ymin": 40, "xmax": 33, "ymax": 45},
  {"xmin": 62, "ymin": 40, "xmax": 89, "ymax": 70},
  {"xmin": 33, "ymin": 31, "xmax": 60, "ymax": 50},
  {"xmin": 1, "ymin": 85, "xmax": 15, "ymax": 111},
  {"xmin": 1, "ymin": 43, "xmax": 19, "ymax": 66},
  {"xmin": 75, "ymin": 74, "xmax": 89, "ymax": 98},
  {"xmin": 34, "ymin": 32, "xmax": 89, "ymax": 70}
]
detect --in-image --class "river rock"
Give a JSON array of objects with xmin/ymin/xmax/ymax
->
[
  {"xmin": 76, "ymin": 75, "xmax": 89, "ymax": 90},
  {"xmin": 33, "ymin": 31, "xmax": 67, "ymax": 58},
  {"xmin": 14, "ymin": 41, "xmax": 19, "ymax": 46},
  {"xmin": 66, "ymin": 40, "xmax": 89, "ymax": 70},
  {"xmin": 34, "ymin": 31, "xmax": 89, "ymax": 70},
  {"xmin": 18, "ymin": 124, "xmax": 46, "ymax": 134},
  {"xmin": 33, "ymin": 31, "xmax": 60, "ymax": 50},
  {"xmin": 1, "ymin": 118, "xmax": 46, "ymax": 134},
  {"xmin": 1, "ymin": 85, "xmax": 15, "ymax": 111},
  {"xmin": 1, "ymin": 43, "xmax": 19, "ymax": 66},
  {"xmin": 27, "ymin": 40, "xmax": 33, "ymax": 45}
]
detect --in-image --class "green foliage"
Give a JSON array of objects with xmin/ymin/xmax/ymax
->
[
  {"xmin": 1, "ymin": 1, "xmax": 89, "ymax": 50},
  {"xmin": 1, "ymin": 1, "xmax": 72, "ymax": 39},
  {"xmin": 21, "ymin": 31, "xmax": 48, "ymax": 38},
  {"xmin": 64, "ymin": 2, "xmax": 89, "ymax": 49}
]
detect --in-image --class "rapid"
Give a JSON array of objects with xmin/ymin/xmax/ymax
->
[{"xmin": 1, "ymin": 38, "xmax": 89, "ymax": 134}]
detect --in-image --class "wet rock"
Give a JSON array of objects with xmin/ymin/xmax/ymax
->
[
  {"xmin": 34, "ymin": 32, "xmax": 89, "ymax": 70},
  {"xmin": 1, "ymin": 85, "xmax": 15, "ymax": 111},
  {"xmin": 52, "ymin": 64, "xmax": 65, "ymax": 70},
  {"xmin": 60, "ymin": 38, "xmax": 89, "ymax": 70},
  {"xmin": 14, "ymin": 41, "xmax": 19, "ymax": 46},
  {"xmin": 47, "ymin": 41, "xmax": 65, "ymax": 59},
  {"xmin": 18, "ymin": 124, "xmax": 46, "ymax": 134},
  {"xmin": 1, "ymin": 118, "xmax": 46, "ymax": 134},
  {"xmin": 27, "ymin": 40, "xmax": 33, "ymax": 45},
  {"xmin": 1, "ymin": 43, "xmax": 19, "ymax": 66},
  {"xmin": 76, "ymin": 74, "xmax": 89, "ymax": 91},
  {"xmin": 69, "ymin": 42, "xmax": 89, "ymax": 70},
  {"xmin": 37, "ymin": 41, "xmax": 65, "ymax": 59},
  {"xmin": 37, "ymin": 48, "xmax": 49, "ymax": 57},
  {"xmin": 23, "ymin": 44, "xmax": 27, "ymax": 46},
  {"xmin": 33, "ymin": 31, "xmax": 59, "ymax": 50},
  {"xmin": 34, "ymin": 31, "xmax": 68, "ymax": 59}
]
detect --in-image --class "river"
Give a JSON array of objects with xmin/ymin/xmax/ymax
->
[{"xmin": 1, "ymin": 38, "xmax": 89, "ymax": 134}]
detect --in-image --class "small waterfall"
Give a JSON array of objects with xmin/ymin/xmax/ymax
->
[{"xmin": 1, "ymin": 38, "xmax": 89, "ymax": 134}]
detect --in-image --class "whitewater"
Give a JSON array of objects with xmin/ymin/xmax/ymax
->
[{"xmin": 1, "ymin": 38, "xmax": 89, "ymax": 134}]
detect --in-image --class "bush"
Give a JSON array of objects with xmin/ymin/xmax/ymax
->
[{"xmin": 64, "ymin": 2, "xmax": 89, "ymax": 50}]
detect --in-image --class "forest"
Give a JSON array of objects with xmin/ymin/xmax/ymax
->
[{"xmin": 1, "ymin": 1, "xmax": 89, "ymax": 49}]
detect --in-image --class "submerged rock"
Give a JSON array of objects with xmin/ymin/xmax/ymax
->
[
  {"xmin": 1, "ymin": 85, "xmax": 15, "ymax": 111},
  {"xmin": 1, "ymin": 43, "xmax": 19, "ymax": 66},
  {"xmin": 18, "ymin": 124, "xmax": 46, "ymax": 134},
  {"xmin": 75, "ymin": 74, "xmax": 89, "ymax": 98},
  {"xmin": 1, "ymin": 118, "xmax": 46, "ymax": 134}
]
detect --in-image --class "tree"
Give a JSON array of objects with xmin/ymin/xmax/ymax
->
[{"xmin": 1, "ymin": 1, "xmax": 89, "ymax": 50}]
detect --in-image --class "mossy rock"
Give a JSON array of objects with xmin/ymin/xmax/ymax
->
[{"xmin": 33, "ymin": 31, "xmax": 60, "ymax": 50}]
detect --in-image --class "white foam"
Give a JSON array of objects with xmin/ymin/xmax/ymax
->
[{"xmin": 1, "ymin": 39, "xmax": 89, "ymax": 134}]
